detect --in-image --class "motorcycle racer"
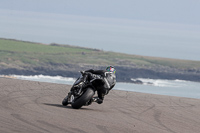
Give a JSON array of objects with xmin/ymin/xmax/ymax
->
[{"xmin": 79, "ymin": 66, "xmax": 116, "ymax": 104}]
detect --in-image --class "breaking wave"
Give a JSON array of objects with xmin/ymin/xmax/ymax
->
[
  {"xmin": 8, "ymin": 75, "xmax": 76, "ymax": 85},
  {"xmin": 1, "ymin": 74, "xmax": 200, "ymax": 99},
  {"xmin": 5, "ymin": 74, "xmax": 190, "ymax": 88},
  {"xmin": 135, "ymin": 78, "xmax": 187, "ymax": 88}
]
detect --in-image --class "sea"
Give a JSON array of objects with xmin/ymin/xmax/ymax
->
[{"xmin": 5, "ymin": 74, "xmax": 200, "ymax": 99}]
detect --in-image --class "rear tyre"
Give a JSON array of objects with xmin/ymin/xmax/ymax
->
[
  {"xmin": 62, "ymin": 96, "xmax": 69, "ymax": 106},
  {"xmin": 72, "ymin": 88, "xmax": 95, "ymax": 109}
]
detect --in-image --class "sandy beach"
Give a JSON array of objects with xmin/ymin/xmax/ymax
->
[{"xmin": 0, "ymin": 77, "xmax": 200, "ymax": 133}]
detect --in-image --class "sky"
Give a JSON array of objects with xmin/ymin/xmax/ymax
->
[{"xmin": 0, "ymin": 0, "xmax": 200, "ymax": 61}]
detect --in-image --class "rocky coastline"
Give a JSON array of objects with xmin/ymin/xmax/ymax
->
[{"xmin": 1, "ymin": 38, "xmax": 200, "ymax": 84}]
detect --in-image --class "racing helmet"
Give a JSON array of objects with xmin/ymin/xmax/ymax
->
[{"xmin": 106, "ymin": 66, "xmax": 116, "ymax": 74}]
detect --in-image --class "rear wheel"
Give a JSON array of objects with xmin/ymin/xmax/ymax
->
[{"xmin": 72, "ymin": 88, "xmax": 95, "ymax": 109}]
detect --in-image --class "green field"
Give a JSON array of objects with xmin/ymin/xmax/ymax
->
[{"xmin": 1, "ymin": 38, "xmax": 200, "ymax": 70}]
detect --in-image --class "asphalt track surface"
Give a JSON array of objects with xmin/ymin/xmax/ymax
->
[{"xmin": 1, "ymin": 78, "xmax": 200, "ymax": 133}]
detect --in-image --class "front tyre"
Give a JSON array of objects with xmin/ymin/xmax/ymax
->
[
  {"xmin": 62, "ymin": 95, "xmax": 69, "ymax": 106},
  {"xmin": 72, "ymin": 87, "xmax": 95, "ymax": 109}
]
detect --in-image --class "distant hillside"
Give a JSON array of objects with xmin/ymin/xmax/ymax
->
[{"xmin": 0, "ymin": 38, "xmax": 200, "ymax": 82}]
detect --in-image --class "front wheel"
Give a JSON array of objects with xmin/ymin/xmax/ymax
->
[
  {"xmin": 72, "ymin": 87, "xmax": 95, "ymax": 109},
  {"xmin": 62, "ymin": 95, "xmax": 69, "ymax": 106}
]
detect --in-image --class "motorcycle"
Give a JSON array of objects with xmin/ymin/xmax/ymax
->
[{"xmin": 62, "ymin": 71, "xmax": 101, "ymax": 109}]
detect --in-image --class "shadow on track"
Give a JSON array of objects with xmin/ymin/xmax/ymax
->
[
  {"xmin": 43, "ymin": 103, "xmax": 73, "ymax": 109},
  {"xmin": 42, "ymin": 103, "xmax": 94, "ymax": 110}
]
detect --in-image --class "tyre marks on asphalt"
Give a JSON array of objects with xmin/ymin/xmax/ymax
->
[
  {"xmin": 0, "ymin": 79, "xmax": 68, "ymax": 133},
  {"xmin": 96, "ymin": 125, "xmax": 110, "ymax": 133},
  {"xmin": 1, "ymin": 78, "xmax": 200, "ymax": 133},
  {"xmin": 11, "ymin": 114, "xmax": 49, "ymax": 133}
]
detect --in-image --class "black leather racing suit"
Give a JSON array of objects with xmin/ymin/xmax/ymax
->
[{"xmin": 83, "ymin": 69, "xmax": 116, "ymax": 101}]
